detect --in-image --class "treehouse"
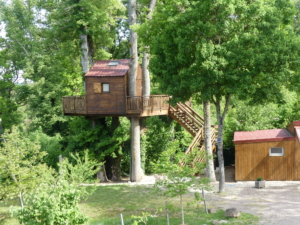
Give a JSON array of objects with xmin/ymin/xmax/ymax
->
[
  {"xmin": 62, "ymin": 59, "xmax": 218, "ymax": 166},
  {"xmin": 62, "ymin": 59, "xmax": 169, "ymax": 117}
]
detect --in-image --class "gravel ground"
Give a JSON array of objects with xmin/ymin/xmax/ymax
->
[{"xmin": 207, "ymin": 180, "xmax": 300, "ymax": 225}]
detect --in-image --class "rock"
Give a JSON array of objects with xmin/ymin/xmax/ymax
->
[
  {"xmin": 208, "ymin": 208, "xmax": 217, "ymax": 214},
  {"xmin": 224, "ymin": 208, "xmax": 241, "ymax": 218},
  {"xmin": 212, "ymin": 220, "xmax": 229, "ymax": 225}
]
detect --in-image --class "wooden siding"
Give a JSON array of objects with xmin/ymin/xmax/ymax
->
[
  {"xmin": 235, "ymin": 140, "xmax": 298, "ymax": 181},
  {"xmin": 136, "ymin": 65, "xmax": 142, "ymax": 96},
  {"xmin": 86, "ymin": 76, "xmax": 126, "ymax": 114}
]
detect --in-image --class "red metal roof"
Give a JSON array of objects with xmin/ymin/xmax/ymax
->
[
  {"xmin": 85, "ymin": 59, "xmax": 130, "ymax": 77},
  {"xmin": 234, "ymin": 129, "xmax": 295, "ymax": 144}
]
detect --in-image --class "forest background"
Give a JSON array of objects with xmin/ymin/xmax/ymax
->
[{"xmin": 1, "ymin": 0, "xmax": 300, "ymax": 182}]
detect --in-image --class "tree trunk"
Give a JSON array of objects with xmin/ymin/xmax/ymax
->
[
  {"xmin": 111, "ymin": 151, "xmax": 122, "ymax": 181},
  {"xmin": 97, "ymin": 165, "xmax": 108, "ymax": 182},
  {"xmin": 111, "ymin": 117, "xmax": 122, "ymax": 181},
  {"xmin": 128, "ymin": 0, "xmax": 138, "ymax": 97},
  {"xmin": 142, "ymin": 53, "xmax": 150, "ymax": 96},
  {"xmin": 203, "ymin": 101, "xmax": 216, "ymax": 182},
  {"xmin": 80, "ymin": 28, "xmax": 88, "ymax": 92},
  {"xmin": 129, "ymin": 0, "xmax": 142, "ymax": 182},
  {"xmin": 80, "ymin": 32, "xmax": 89, "ymax": 74},
  {"xmin": 180, "ymin": 194, "xmax": 185, "ymax": 225},
  {"xmin": 214, "ymin": 95, "xmax": 231, "ymax": 193},
  {"xmin": 142, "ymin": 0, "xmax": 156, "ymax": 97},
  {"xmin": 130, "ymin": 117, "xmax": 143, "ymax": 181}
]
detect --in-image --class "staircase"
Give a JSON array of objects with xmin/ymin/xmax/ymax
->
[{"xmin": 168, "ymin": 102, "xmax": 217, "ymax": 166}]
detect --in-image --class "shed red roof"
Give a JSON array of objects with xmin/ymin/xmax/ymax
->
[
  {"xmin": 85, "ymin": 59, "xmax": 130, "ymax": 77},
  {"xmin": 234, "ymin": 129, "xmax": 295, "ymax": 144}
]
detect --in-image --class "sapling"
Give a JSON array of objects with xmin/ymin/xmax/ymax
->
[{"xmin": 153, "ymin": 144, "xmax": 211, "ymax": 225}]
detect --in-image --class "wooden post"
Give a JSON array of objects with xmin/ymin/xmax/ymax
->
[
  {"xmin": 202, "ymin": 188, "xmax": 208, "ymax": 214},
  {"xmin": 120, "ymin": 214, "xmax": 124, "ymax": 225},
  {"xmin": 165, "ymin": 201, "xmax": 170, "ymax": 225}
]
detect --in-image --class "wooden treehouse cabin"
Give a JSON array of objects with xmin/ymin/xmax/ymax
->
[
  {"xmin": 62, "ymin": 59, "xmax": 217, "ymax": 164},
  {"xmin": 63, "ymin": 59, "xmax": 169, "ymax": 117}
]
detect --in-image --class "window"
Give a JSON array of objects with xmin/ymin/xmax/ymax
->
[
  {"xmin": 102, "ymin": 83, "xmax": 109, "ymax": 92},
  {"xmin": 108, "ymin": 61, "xmax": 119, "ymax": 66},
  {"xmin": 94, "ymin": 83, "xmax": 102, "ymax": 93},
  {"xmin": 269, "ymin": 147, "xmax": 284, "ymax": 156}
]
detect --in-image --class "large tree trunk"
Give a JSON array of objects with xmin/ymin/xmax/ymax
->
[
  {"xmin": 130, "ymin": 117, "xmax": 143, "ymax": 181},
  {"xmin": 142, "ymin": 0, "xmax": 156, "ymax": 97},
  {"xmin": 203, "ymin": 101, "xmax": 216, "ymax": 182},
  {"xmin": 111, "ymin": 117, "xmax": 122, "ymax": 181},
  {"xmin": 111, "ymin": 151, "xmax": 122, "ymax": 181},
  {"xmin": 80, "ymin": 28, "xmax": 88, "ymax": 92},
  {"xmin": 142, "ymin": 53, "xmax": 150, "ymax": 96},
  {"xmin": 214, "ymin": 95, "xmax": 231, "ymax": 193},
  {"xmin": 129, "ymin": 0, "xmax": 142, "ymax": 182}
]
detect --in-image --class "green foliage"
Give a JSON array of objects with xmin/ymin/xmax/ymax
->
[
  {"xmin": 131, "ymin": 212, "xmax": 152, "ymax": 225},
  {"xmin": 152, "ymin": 143, "xmax": 210, "ymax": 199},
  {"xmin": 11, "ymin": 180, "xmax": 88, "ymax": 225},
  {"xmin": 138, "ymin": 0, "xmax": 300, "ymax": 104},
  {"xmin": 28, "ymin": 127, "xmax": 63, "ymax": 169},
  {"xmin": 223, "ymin": 89, "xmax": 300, "ymax": 148},
  {"xmin": 257, "ymin": 177, "xmax": 263, "ymax": 181},
  {"xmin": 0, "ymin": 127, "xmax": 54, "ymax": 201},
  {"xmin": 65, "ymin": 117, "xmax": 130, "ymax": 161},
  {"xmin": 10, "ymin": 149, "xmax": 100, "ymax": 224},
  {"xmin": 59, "ymin": 150, "xmax": 102, "ymax": 184}
]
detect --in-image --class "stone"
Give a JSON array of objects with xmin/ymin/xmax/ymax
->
[
  {"xmin": 212, "ymin": 220, "xmax": 229, "ymax": 225},
  {"xmin": 224, "ymin": 208, "xmax": 241, "ymax": 218},
  {"xmin": 208, "ymin": 208, "xmax": 217, "ymax": 214}
]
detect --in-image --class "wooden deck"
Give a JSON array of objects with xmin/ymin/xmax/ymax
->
[{"xmin": 62, "ymin": 95, "xmax": 170, "ymax": 117}]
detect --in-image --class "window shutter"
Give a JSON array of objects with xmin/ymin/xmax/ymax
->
[{"xmin": 94, "ymin": 83, "xmax": 102, "ymax": 93}]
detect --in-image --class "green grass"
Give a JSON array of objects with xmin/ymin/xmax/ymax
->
[{"xmin": 0, "ymin": 184, "xmax": 259, "ymax": 225}]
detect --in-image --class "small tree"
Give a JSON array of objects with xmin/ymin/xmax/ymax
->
[
  {"xmin": 0, "ymin": 127, "xmax": 54, "ymax": 207},
  {"xmin": 153, "ymin": 144, "xmax": 210, "ymax": 225},
  {"xmin": 11, "ymin": 180, "xmax": 88, "ymax": 225}
]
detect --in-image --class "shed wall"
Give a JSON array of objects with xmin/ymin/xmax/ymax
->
[
  {"xmin": 86, "ymin": 76, "xmax": 126, "ymax": 114},
  {"xmin": 235, "ymin": 140, "xmax": 298, "ymax": 181}
]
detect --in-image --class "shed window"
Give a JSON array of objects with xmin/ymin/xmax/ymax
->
[
  {"xmin": 269, "ymin": 147, "xmax": 284, "ymax": 156},
  {"xmin": 102, "ymin": 83, "xmax": 110, "ymax": 92}
]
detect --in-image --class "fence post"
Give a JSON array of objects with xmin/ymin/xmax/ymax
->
[
  {"xmin": 202, "ymin": 188, "xmax": 208, "ymax": 214},
  {"xmin": 120, "ymin": 213, "xmax": 124, "ymax": 225},
  {"xmin": 165, "ymin": 201, "xmax": 170, "ymax": 225}
]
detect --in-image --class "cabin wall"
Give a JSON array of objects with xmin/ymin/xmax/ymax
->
[
  {"xmin": 85, "ymin": 76, "xmax": 126, "ymax": 114},
  {"xmin": 295, "ymin": 139, "xmax": 300, "ymax": 180},
  {"xmin": 136, "ymin": 65, "xmax": 142, "ymax": 96},
  {"xmin": 235, "ymin": 140, "xmax": 298, "ymax": 181}
]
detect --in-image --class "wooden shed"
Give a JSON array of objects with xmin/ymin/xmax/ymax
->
[
  {"xmin": 62, "ymin": 59, "xmax": 169, "ymax": 117},
  {"xmin": 234, "ymin": 121, "xmax": 300, "ymax": 181}
]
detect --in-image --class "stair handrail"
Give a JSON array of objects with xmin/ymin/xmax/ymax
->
[
  {"xmin": 176, "ymin": 103, "xmax": 204, "ymax": 128},
  {"xmin": 180, "ymin": 103, "xmax": 205, "ymax": 124}
]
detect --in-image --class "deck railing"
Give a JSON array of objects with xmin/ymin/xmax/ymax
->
[
  {"xmin": 126, "ymin": 95, "xmax": 170, "ymax": 113},
  {"xmin": 62, "ymin": 96, "xmax": 86, "ymax": 114}
]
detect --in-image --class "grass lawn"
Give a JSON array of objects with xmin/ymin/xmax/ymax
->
[{"xmin": 0, "ymin": 184, "xmax": 259, "ymax": 225}]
